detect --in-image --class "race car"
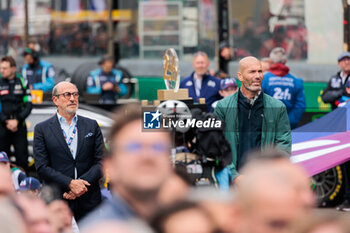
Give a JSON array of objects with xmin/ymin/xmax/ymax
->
[{"xmin": 292, "ymin": 102, "xmax": 350, "ymax": 206}]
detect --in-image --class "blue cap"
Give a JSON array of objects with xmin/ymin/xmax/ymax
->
[
  {"xmin": 0, "ymin": 151, "xmax": 9, "ymax": 163},
  {"xmin": 220, "ymin": 78, "xmax": 238, "ymax": 90},
  {"xmin": 19, "ymin": 177, "xmax": 41, "ymax": 191},
  {"xmin": 337, "ymin": 51, "xmax": 350, "ymax": 62}
]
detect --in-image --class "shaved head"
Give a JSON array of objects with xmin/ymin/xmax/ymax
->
[
  {"xmin": 238, "ymin": 56, "xmax": 261, "ymax": 73},
  {"xmin": 237, "ymin": 56, "xmax": 263, "ymax": 98}
]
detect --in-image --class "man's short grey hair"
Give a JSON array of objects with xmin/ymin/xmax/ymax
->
[
  {"xmin": 52, "ymin": 81, "xmax": 78, "ymax": 97},
  {"xmin": 52, "ymin": 85, "xmax": 59, "ymax": 97},
  {"xmin": 269, "ymin": 47, "xmax": 287, "ymax": 64},
  {"xmin": 193, "ymin": 51, "xmax": 208, "ymax": 58}
]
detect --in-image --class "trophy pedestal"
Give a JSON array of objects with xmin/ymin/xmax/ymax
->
[{"xmin": 157, "ymin": 88, "xmax": 192, "ymax": 101}]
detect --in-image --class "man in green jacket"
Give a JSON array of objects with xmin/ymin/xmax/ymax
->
[{"xmin": 214, "ymin": 56, "xmax": 291, "ymax": 183}]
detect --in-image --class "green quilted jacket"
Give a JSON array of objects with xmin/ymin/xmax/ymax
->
[{"xmin": 214, "ymin": 91, "xmax": 292, "ymax": 179}]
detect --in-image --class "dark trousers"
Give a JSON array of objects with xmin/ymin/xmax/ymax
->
[
  {"xmin": 68, "ymin": 187, "xmax": 102, "ymax": 222},
  {"xmin": 0, "ymin": 123, "xmax": 28, "ymax": 172},
  {"xmin": 68, "ymin": 200, "xmax": 84, "ymax": 222}
]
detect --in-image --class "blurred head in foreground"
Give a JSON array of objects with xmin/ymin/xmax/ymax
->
[
  {"xmin": 150, "ymin": 201, "xmax": 218, "ymax": 233},
  {"xmin": 188, "ymin": 187, "xmax": 237, "ymax": 233},
  {"xmin": 105, "ymin": 104, "xmax": 173, "ymax": 218},
  {"xmin": 233, "ymin": 149, "xmax": 315, "ymax": 233},
  {"xmin": 158, "ymin": 164, "xmax": 194, "ymax": 205},
  {"xmin": 292, "ymin": 209, "xmax": 350, "ymax": 233},
  {"xmin": 82, "ymin": 220, "xmax": 153, "ymax": 233}
]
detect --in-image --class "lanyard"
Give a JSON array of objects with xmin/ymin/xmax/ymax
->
[
  {"xmin": 193, "ymin": 74, "xmax": 202, "ymax": 98},
  {"xmin": 62, "ymin": 124, "xmax": 77, "ymax": 147}
]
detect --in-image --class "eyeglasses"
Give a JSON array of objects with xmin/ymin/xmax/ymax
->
[
  {"xmin": 113, "ymin": 142, "xmax": 171, "ymax": 155},
  {"xmin": 55, "ymin": 92, "xmax": 79, "ymax": 100}
]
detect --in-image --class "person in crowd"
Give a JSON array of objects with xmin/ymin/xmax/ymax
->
[
  {"xmin": 27, "ymin": 40, "xmax": 36, "ymax": 51},
  {"xmin": 262, "ymin": 47, "xmax": 306, "ymax": 129},
  {"xmin": 49, "ymin": 26, "xmax": 68, "ymax": 55},
  {"xmin": 180, "ymin": 51, "xmax": 221, "ymax": 112},
  {"xmin": 214, "ymin": 56, "xmax": 291, "ymax": 184},
  {"xmin": 189, "ymin": 187, "xmax": 237, "ymax": 233},
  {"xmin": 214, "ymin": 42, "xmax": 235, "ymax": 79},
  {"xmin": 18, "ymin": 177, "xmax": 41, "ymax": 196},
  {"xmin": 260, "ymin": 57, "xmax": 272, "ymax": 73},
  {"xmin": 7, "ymin": 36, "xmax": 25, "ymax": 58},
  {"xmin": 325, "ymin": 56, "xmax": 350, "ymax": 212},
  {"xmin": 292, "ymin": 210, "xmax": 350, "ymax": 233},
  {"xmin": 81, "ymin": 104, "xmax": 172, "ymax": 227},
  {"xmin": 0, "ymin": 151, "xmax": 27, "ymax": 191},
  {"xmin": 0, "ymin": 151, "xmax": 11, "ymax": 167},
  {"xmin": 47, "ymin": 199, "xmax": 75, "ymax": 233},
  {"xmin": 322, "ymin": 51, "xmax": 350, "ymax": 109},
  {"xmin": 219, "ymin": 78, "xmax": 238, "ymax": 98},
  {"xmin": 232, "ymin": 150, "xmax": 313, "ymax": 233},
  {"xmin": 33, "ymin": 81, "xmax": 104, "ymax": 221},
  {"xmin": 336, "ymin": 79, "xmax": 350, "ymax": 107},
  {"xmin": 0, "ymin": 198, "xmax": 27, "ymax": 233},
  {"xmin": 82, "ymin": 220, "xmax": 152, "ymax": 233},
  {"xmin": 150, "ymin": 201, "xmax": 219, "ymax": 233},
  {"xmin": 27, "ymin": 39, "xmax": 40, "ymax": 54},
  {"xmin": 259, "ymin": 26, "xmax": 290, "ymax": 58},
  {"xmin": 212, "ymin": 78, "xmax": 238, "ymax": 109},
  {"xmin": 14, "ymin": 194, "xmax": 55, "ymax": 233},
  {"xmin": 241, "ymin": 149, "xmax": 315, "ymax": 211},
  {"xmin": 0, "ymin": 56, "xmax": 32, "ymax": 172},
  {"xmin": 86, "ymin": 55, "xmax": 127, "ymax": 104},
  {"xmin": 0, "ymin": 162, "xmax": 14, "ymax": 197},
  {"xmin": 158, "ymin": 164, "xmax": 194, "ymax": 205},
  {"xmin": 40, "ymin": 185, "xmax": 78, "ymax": 233},
  {"xmin": 22, "ymin": 48, "xmax": 55, "ymax": 92},
  {"xmin": 11, "ymin": 165, "xmax": 27, "ymax": 191},
  {"xmin": 241, "ymin": 17, "xmax": 261, "ymax": 57}
]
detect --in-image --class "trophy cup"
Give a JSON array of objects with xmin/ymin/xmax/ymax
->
[{"xmin": 157, "ymin": 48, "xmax": 191, "ymax": 101}]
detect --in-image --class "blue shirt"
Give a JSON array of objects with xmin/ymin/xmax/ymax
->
[
  {"xmin": 57, "ymin": 112, "xmax": 78, "ymax": 178},
  {"xmin": 180, "ymin": 72, "xmax": 221, "ymax": 112},
  {"xmin": 80, "ymin": 193, "xmax": 137, "ymax": 229}
]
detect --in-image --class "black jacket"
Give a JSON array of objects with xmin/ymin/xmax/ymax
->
[
  {"xmin": 0, "ymin": 73, "xmax": 32, "ymax": 124},
  {"xmin": 34, "ymin": 115, "xmax": 103, "ymax": 217},
  {"xmin": 322, "ymin": 72, "xmax": 349, "ymax": 109}
]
